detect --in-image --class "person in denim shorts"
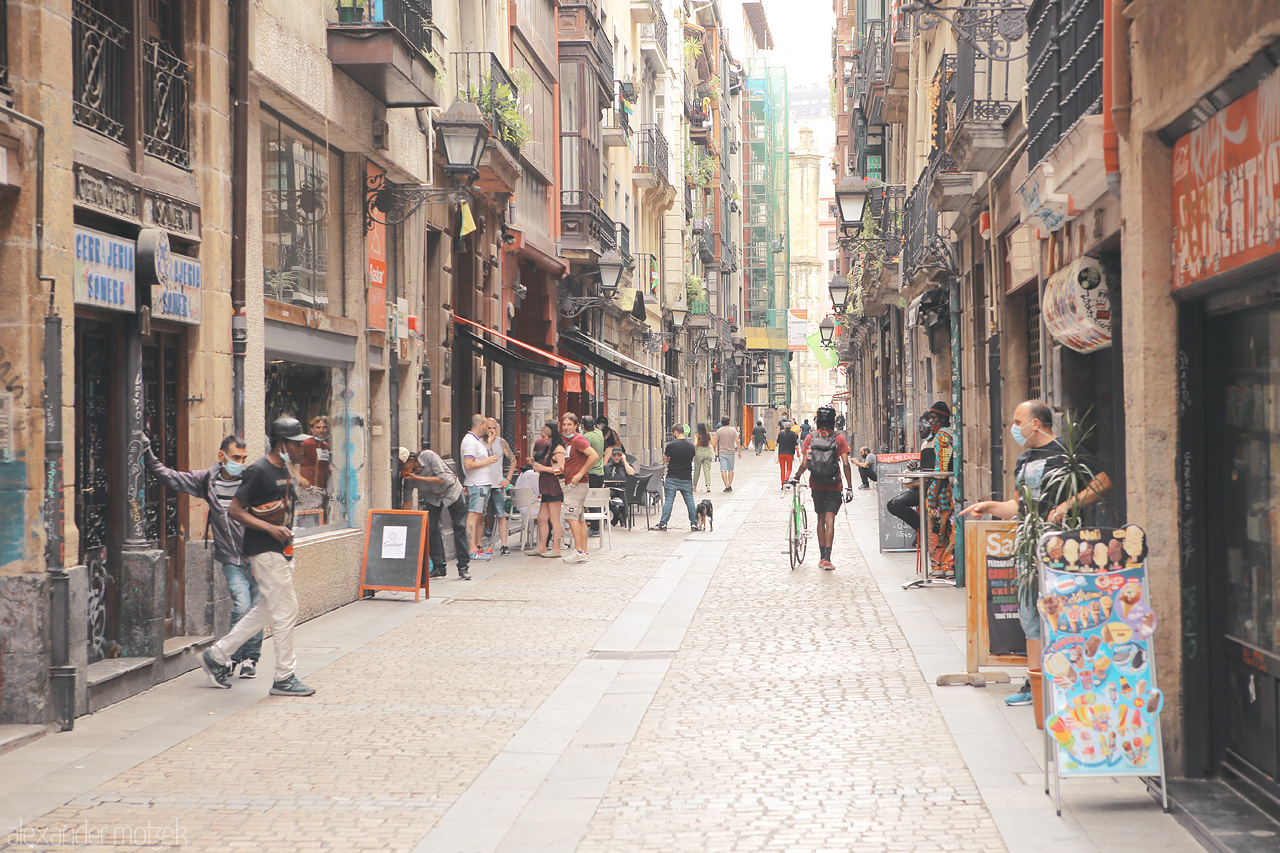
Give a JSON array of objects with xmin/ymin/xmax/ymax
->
[{"xmin": 461, "ymin": 414, "xmax": 499, "ymax": 562}]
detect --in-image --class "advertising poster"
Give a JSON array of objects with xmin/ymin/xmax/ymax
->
[
  {"xmin": 788, "ymin": 308, "xmax": 808, "ymax": 352},
  {"xmin": 1037, "ymin": 525, "xmax": 1164, "ymax": 778}
]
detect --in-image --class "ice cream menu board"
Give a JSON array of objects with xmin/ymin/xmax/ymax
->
[{"xmin": 1037, "ymin": 525, "xmax": 1164, "ymax": 779}]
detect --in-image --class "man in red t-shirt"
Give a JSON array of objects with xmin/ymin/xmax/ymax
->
[
  {"xmin": 558, "ymin": 412, "xmax": 599, "ymax": 563},
  {"xmin": 790, "ymin": 406, "xmax": 853, "ymax": 570}
]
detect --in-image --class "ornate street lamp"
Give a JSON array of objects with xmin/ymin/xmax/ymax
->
[
  {"xmin": 818, "ymin": 316, "xmax": 837, "ymax": 348},
  {"xmin": 835, "ymin": 176, "xmax": 873, "ymax": 230},
  {"xmin": 704, "ymin": 327, "xmax": 720, "ymax": 351},
  {"xmin": 597, "ymin": 249, "xmax": 626, "ymax": 298},
  {"xmin": 828, "ymin": 275, "xmax": 850, "ymax": 315},
  {"xmin": 670, "ymin": 300, "xmax": 689, "ymax": 329},
  {"xmin": 365, "ymin": 102, "xmax": 491, "ymax": 230}
]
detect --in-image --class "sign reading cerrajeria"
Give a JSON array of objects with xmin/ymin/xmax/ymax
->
[
  {"xmin": 156, "ymin": 255, "xmax": 202, "ymax": 324},
  {"xmin": 74, "ymin": 226, "xmax": 136, "ymax": 312}
]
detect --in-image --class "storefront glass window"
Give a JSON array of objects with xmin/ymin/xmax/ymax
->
[
  {"xmin": 1216, "ymin": 304, "xmax": 1280, "ymax": 652},
  {"xmin": 261, "ymin": 116, "xmax": 342, "ymax": 314},
  {"xmin": 265, "ymin": 359, "xmax": 358, "ymax": 533}
]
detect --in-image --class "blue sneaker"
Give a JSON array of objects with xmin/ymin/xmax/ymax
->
[
  {"xmin": 269, "ymin": 675, "xmax": 316, "ymax": 696},
  {"xmin": 200, "ymin": 650, "xmax": 231, "ymax": 689},
  {"xmin": 1005, "ymin": 679, "xmax": 1033, "ymax": 706},
  {"xmin": 471, "ymin": 549, "xmax": 491, "ymax": 562}
]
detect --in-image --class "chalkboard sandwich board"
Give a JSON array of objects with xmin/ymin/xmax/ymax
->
[
  {"xmin": 964, "ymin": 520, "xmax": 1027, "ymax": 672},
  {"xmin": 875, "ymin": 452, "xmax": 921, "ymax": 552},
  {"xmin": 360, "ymin": 510, "xmax": 429, "ymax": 601}
]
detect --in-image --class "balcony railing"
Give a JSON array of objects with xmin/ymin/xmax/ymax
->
[
  {"xmin": 0, "ymin": 0, "xmax": 10, "ymax": 96},
  {"xmin": 73, "ymin": 0, "xmax": 128, "ymax": 143},
  {"xmin": 637, "ymin": 123, "xmax": 669, "ymax": 185},
  {"xmin": 615, "ymin": 221, "xmax": 631, "ymax": 268},
  {"xmin": 953, "ymin": 39, "xmax": 1018, "ymax": 127},
  {"xmin": 143, "ymin": 40, "xmax": 191, "ymax": 169},
  {"xmin": 451, "ymin": 51, "xmax": 521, "ymax": 159},
  {"xmin": 370, "ymin": 0, "xmax": 434, "ymax": 58},
  {"xmin": 689, "ymin": 295, "xmax": 710, "ymax": 315},
  {"xmin": 594, "ymin": 22, "xmax": 614, "ymax": 84},
  {"xmin": 641, "ymin": 10, "xmax": 667, "ymax": 63},
  {"xmin": 561, "ymin": 190, "xmax": 616, "ymax": 252},
  {"xmin": 1026, "ymin": 0, "xmax": 1101, "ymax": 167}
]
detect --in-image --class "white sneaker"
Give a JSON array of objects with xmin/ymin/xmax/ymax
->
[{"xmin": 562, "ymin": 550, "xmax": 589, "ymax": 563}]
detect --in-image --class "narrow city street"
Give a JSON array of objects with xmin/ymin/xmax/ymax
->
[{"xmin": 2, "ymin": 457, "xmax": 1200, "ymax": 852}]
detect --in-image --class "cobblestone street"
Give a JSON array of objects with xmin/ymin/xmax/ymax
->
[{"xmin": 1, "ymin": 457, "xmax": 1199, "ymax": 852}]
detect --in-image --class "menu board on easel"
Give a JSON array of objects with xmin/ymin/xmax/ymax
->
[
  {"xmin": 964, "ymin": 521, "xmax": 1026, "ymax": 672},
  {"xmin": 1037, "ymin": 525, "xmax": 1167, "ymax": 814}
]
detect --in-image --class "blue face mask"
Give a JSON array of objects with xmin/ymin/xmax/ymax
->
[
  {"xmin": 222, "ymin": 460, "xmax": 245, "ymax": 477},
  {"xmin": 1010, "ymin": 424, "xmax": 1029, "ymax": 447}
]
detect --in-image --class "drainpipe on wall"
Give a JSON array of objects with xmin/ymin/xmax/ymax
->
[
  {"xmin": 0, "ymin": 102, "xmax": 72, "ymax": 729},
  {"xmin": 230, "ymin": 0, "xmax": 250, "ymax": 437},
  {"xmin": 950, "ymin": 274, "xmax": 965, "ymax": 587},
  {"xmin": 1102, "ymin": 0, "xmax": 1127, "ymax": 198}
]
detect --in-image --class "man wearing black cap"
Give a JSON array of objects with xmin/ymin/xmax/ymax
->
[{"xmin": 199, "ymin": 416, "xmax": 316, "ymax": 697}]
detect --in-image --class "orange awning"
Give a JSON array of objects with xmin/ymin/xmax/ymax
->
[{"xmin": 455, "ymin": 316, "xmax": 591, "ymax": 393}]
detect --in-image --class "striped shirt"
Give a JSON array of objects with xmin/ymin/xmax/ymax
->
[{"xmin": 213, "ymin": 475, "xmax": 240, "ymax": 511}]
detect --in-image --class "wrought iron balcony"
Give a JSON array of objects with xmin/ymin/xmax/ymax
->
[
  {"xmin": 1026, "ymin": 0, "xmax": 1103, "ymax": 167},
  {"xmin": 602, "ymin": 96, "xmax": 630, "ymax": 148},
  {"xmin": 634, "ymin": 123, "xmax": 669, "ymax": 188},
  {"xmin": 143, "ymin": 41, "xmax": 190, "ymax": 169},
  {"xmin": 640, "ymin": 10, "xmax": 668, "ymax": 68},
  {"xmin": 615, "ymin": 221, "xmax": 631, "ymax": 270},
  {"xmin": 452, "ymin": 51, "xmax": 521, "ymax": 160},
  {"xmin": 72, "ymin": 0, "xmax": 128, "ymax": 143},
  {"xmin": 594, "ymin": 21, "xmax": 614, "ymax": 87},
  {"xmin": 948, "ymin": 40, "xmax": 1020, "ymax": 172},
  {"xmin": 560, "ymin": 190, "xmax": 616, "ymax": 257},
  {"xmin": 0, "ymin": 0, "xmax": 10, "ymax": 97},
  {"xmin": 327, "ymin": 0, "xmax": 438, "ymax": 107}
]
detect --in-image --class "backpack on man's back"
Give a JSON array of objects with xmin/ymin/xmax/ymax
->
[{"xmin": 808, "ymin": 434, "xmax": 841, "ymax": 485}]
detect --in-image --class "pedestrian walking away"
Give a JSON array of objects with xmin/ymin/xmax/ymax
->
[
  {"xmin": 656, "ymin": 424, "xmax": 698, "ymax": 531},
  {"xmin": 558, "ymin": 412, "xmax": 599, "ymax": 562},
  {"xmin": 776, "ymin": 421, "xmax": 800, "ymax": 487},
  {"xmin": 461, "ymin": 414, "xmax": 499, "ymax": 562},
  {"xmin": 146, "ymin": 434, "xmax": 261, "ymax": 679},
  {"xmin": 530, "ymin": 421, "xmax": 567, "ymax": 557},
  {"xmin": 486, "ymin": 417, "xmax": 518, "ymax": 556},
  {"xmin": 715, "ymin": 416, "xmax": 742, "ymax": 491},
  {"xmin": 692, "ymin": 422, "xmax": 714, "ymax": 493},
  {"xmin": 752, "ymin": 419, "xmax": 767, "ymax": 455},
  {"xmin": 959, "ymin": 399, "xmax": 1113, "ymax": 706},
  {"xmin": 199, "ymin": 417, "xmax": 316, "ymax": 697},
  {"xmin": 405, "ymin": 446, "xmax": 473, "ymax": 581},
  {"xmin": 799, "ymin": 419, "xmax": 812, "ymax": 442},
  {"xmin": 789, "ymin": 406, "xmax": 853, "ymax": 569}
]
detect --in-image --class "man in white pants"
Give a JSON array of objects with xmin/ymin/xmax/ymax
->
[{"xmin": 200, "ymin": 417, "xmax": 316, "ymax": 696}]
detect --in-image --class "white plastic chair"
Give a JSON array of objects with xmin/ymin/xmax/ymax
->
[
  {"xmin": 583, "ymin": 487, "xmax": 613, "ymax": 551},
  {"xmin": 510, "ymin": 487, "xmax": 540, "ymax": 551}
]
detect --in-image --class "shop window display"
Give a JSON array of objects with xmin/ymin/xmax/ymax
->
[{"xmin": 265, "ymin": 360, "xmax": 356, "ymax": 533}]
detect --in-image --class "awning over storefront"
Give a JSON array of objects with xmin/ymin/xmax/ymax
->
[
  {"xmin": 456, "ymin": 316, "xmax": 592, "ymax": 394},
  {"xmin": 560, "ymin": 329, "xmax": 676, "ymax": 397}
]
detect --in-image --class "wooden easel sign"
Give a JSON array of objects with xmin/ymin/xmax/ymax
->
[
  {"xmin": 359, "ymin": 510, "xmax": 429, "ymax": 601},
  {"xmin": 963, "ymin": 521, "xmax": 1026, "ymax": 674},
  {"xmin": 1036, "ymin": 525, "xmax": 1167, "ymax": 815}
]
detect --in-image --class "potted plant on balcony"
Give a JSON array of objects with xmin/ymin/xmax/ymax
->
[
  {"xmin": 685, "ymin": 273, "xmax": 706, "ymax": 305},
  {"xmin": 334, "ymin": 0, "xmax": 367, "ymax": 24},
  {"xmin": 459, "ymin": 70, "xmax": 533, "ymax": 152}
]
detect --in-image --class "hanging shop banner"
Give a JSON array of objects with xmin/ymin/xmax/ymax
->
[
  {"xmin": 1172, "ymin": 63, "xmax": 1280, "ymax": 291},
  {"xmin": 74, "ymin": 226, "xmax": 137, "ymax": 313},
  {"xmin": 806, "ymin": 332, "xmax": 839, "ymax": 370},
  {"xmin": 964, "ymin": 521, "xmax": 1026, "ymax": 671},
  {"xmin": 875, "ymin": 452, "xmax": 921, "ymax": 552},
  {"xmin": 1037, "ymin": 525, "xmax": 1166, "ymax": 784},
  {"xmin": 1042, "ymin": 257, "xmax": 1111, "ymax": 354},
  {"xmin": 788, "ymin": 308, "xmax": 808, "ymax": 352},
  {"xmin": 366, "ymin": 162, "xmax": 388, "ymax": 331}
]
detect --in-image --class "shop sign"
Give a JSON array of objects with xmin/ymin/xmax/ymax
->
[
  {"xmin": 1042, "ymin": 257, "xmax": 1111, "ymax": 354},
  {"xmin": 787, "ymin": 308, "xmax": 807, "ymax": 352},
  {"xmin": 366, "ymin": 163, "xmax": 388, "ymax": 330},
  {"xmin": 155, "ymin": 255, "xmax": 203, "ymax": 325},
  {"xmin": 73, "ymin": 226, "xmax": 136, "ymax": 313},
  {"xmin": 1172, "ymin": 64, "xmax": 1280, "ymax": 290},
  {"xmin": 143, "ymin": 194, "xmax": 198, "ymax": 238},
  {"xmin": 806, "ymin": 332, "xmax": 838, "ymax": 370},
  {"xmin": 1037, "ymin": 526, "xmax": 1166, "ymax": 782},
  {"xmin": 74, "ymin": 166, "xmax": 140, "ymax": 221}
]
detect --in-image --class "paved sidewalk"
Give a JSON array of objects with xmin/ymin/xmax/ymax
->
[{"xmin": 0, "ymin": 456, "xmax": 1201, "ymax": 852}]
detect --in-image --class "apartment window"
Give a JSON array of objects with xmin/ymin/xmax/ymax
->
[
  {"xmin": 261, "ymin": 116, "xmax": 343, "ymax": 313},
  {"xmin": 1027, "ymin": 292, "xmax": 1043, "ymax": 399}
]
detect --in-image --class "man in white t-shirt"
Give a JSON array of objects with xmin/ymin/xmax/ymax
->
[{"xmin": 460, "ymin": 413, "xmax": 499, "ymax": 562}]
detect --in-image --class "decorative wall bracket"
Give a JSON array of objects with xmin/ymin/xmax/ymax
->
[
  {"xmin": 365, "ymin": 171, "xmax": 473, "ymax": 231},
  {"xmin": 900, "ymin": 0, "xmax": 1030, "ymax": 62},
  {"xmin": 558, "ymin": 295, "xmax": 615, "ymax": 320}
]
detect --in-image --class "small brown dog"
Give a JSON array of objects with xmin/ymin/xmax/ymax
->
[{"xmin": 696, "ymin": 499, "xmax": 714, "ymax": 531}]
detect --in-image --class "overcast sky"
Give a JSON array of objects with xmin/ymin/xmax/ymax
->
[{"xmin": 762, "ymin": 0, "xmax": 836, "ymax": 90}]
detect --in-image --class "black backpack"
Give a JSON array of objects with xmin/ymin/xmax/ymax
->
[{"xmin": 808, "ymin": 434, "xmax": 841, "ymax": 485}]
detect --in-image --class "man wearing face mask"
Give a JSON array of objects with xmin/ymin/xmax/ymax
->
[
  {"xmin": 144, "ymin": 434, "xmax": 261, "ymax": 679},
  {"xmin": 200, "ymin": 417, "xmax": 317, "ymax": 697}
]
